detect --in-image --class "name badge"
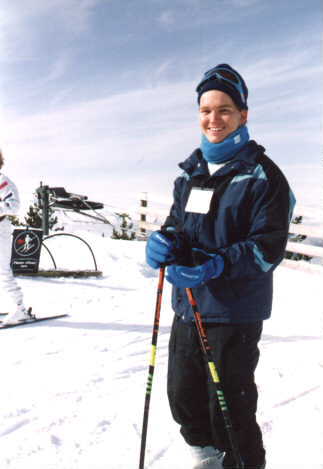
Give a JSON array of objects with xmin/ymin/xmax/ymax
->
[{"xmin": 185, "ymin": 187, "xmax": 214, "ymax": 214}]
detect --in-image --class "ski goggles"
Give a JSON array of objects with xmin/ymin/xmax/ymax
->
[{"xmin": 196, "ymin": 66, "xmax": 247, "ymax": 106}]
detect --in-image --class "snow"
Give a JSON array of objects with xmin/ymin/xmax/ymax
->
[{"xmin": 0, "ymin": 233, "xmax": 322, "ymax": 469}]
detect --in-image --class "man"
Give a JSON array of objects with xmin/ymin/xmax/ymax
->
[
  {"xmin": 146, "ymin": 64, "xmax": 295, "ymax": 468},
  {"xmin": 0, "ymin": 150, "xmax": 31, "ymax": 324}
]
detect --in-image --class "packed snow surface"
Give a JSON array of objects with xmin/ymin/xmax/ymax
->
[{"xmin": 0, "ymin": 234, "xmax": 322, "ymax": 468}]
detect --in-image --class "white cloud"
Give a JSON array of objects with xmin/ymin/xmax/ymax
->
[
  {"xmin": 0, "ymin": 0, "xmax": 320, "ymax": 212},
  {"xmin": 2, "ymin": 0, "xmax": 102, "ymax": 28},
  {"xmin": 0, "ymin": 81, "xmax": 198, "ymax": 168},
  {"xmin": 158, "ymin": 10, "xmax": 176, "ymax": 27},
  {"xmin": 0, "ymin": 0, "xmax": 104, "ymax": 63},
  {"xmin": 1, "ymin": 65, "xmax": 320, "ymax": 212},
  {"xmin": 245, "ymin": 56, "xmax": 322, "ymax": 93},
  {"xmin": 150, "ymin": 59, "xmax": 177, "ymax": 83},
  {"xmin": 58, "ymin": 0, "xmax": 103, "ymax": 34},
  {"xmin": 46, "ymin": 53, "xmax": 72, "ymax": 83},
  {"xmin": 230, "ymin": 0, "xmax": 262, "ymax": 6}
]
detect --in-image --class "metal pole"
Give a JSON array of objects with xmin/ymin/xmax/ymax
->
[
  {"xmin": 186, "ymin": 288, "xmax": 244, "ymax": 469},
  {"xmin": 139, "ymin": 267, "xmax": 165, "ymax": 469},
  {"xmin": 40, "ymin": 184, "xmax": 50, "ymax": 235}
]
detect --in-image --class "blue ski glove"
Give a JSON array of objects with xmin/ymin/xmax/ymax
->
[
  {"xmin": 146, "ymin": 230, "xmax": 181, "ymax": 269},
  {"xmin": 166, "ymin": 249, "xmax": 224, "ymax": 288}
]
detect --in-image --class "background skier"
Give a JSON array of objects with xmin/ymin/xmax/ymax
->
[
  {"xmin": 0, "ymin": 150, "xmax": 30, "ymax": 324},
  {"xmin": 146, "ymin": 64, "xmax": 295, "ymax": 469}
]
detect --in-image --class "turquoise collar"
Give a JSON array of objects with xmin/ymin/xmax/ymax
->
[{"xmin": 201, "ymin": 125, "xmax": 250, "ymax": 164}]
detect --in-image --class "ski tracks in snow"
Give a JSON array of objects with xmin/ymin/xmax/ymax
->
[
  {"xmin": 0, "ymin": 246, "xmax": 322, "ymax": 468},
  {"xmin": 0, "ymin": 418, "xmax": 31, "ymax": 438}
]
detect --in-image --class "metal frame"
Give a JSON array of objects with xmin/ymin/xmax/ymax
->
[{"xmin": 42, "ymin": 233, "xmax": 99, "ymax": 271}]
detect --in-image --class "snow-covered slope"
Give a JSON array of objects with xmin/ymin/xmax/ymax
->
[{"xmin": 0, "ymin": 235, "xmax": 322, "ymax": 468}]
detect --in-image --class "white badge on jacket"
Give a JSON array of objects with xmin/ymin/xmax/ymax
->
[{"xmin": 185, "ymin": 187, "xmax": 214, "ymax": 214}]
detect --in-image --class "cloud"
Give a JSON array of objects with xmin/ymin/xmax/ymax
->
[
  {"xmin": 2, "ymin": 0, "xmax": 101, "ymax": 31},
  {"xmin": 45, "ymin": 53, "xmax": 72, "ymax": 83},
  {"xmin": 0, "ymin": 0, "xmax": 320, "ymax": 212},
  {"xmin": 0, "ymin": 0, "xmax": 103, "ymax": 64},
  {"xmin": 245, "ymin": 55, "xmax": 322, "ymax": 93},
  {"xmin": 229, "ymin": 0, "xmax": 262, "ymax": 6},
  {"xmin": 1, "ymin": 81, "xmax": 198, "ymax": 167},
  {"xmin": 1, "ymin": 58, "xmax": 320, "ymax": 206},
  {"xmin": 57, "ymin": 0, "xmax": 103, "ymax": 34},
  {"xmin": 0, "ymin": 82, "xmax": 197, "ymax": 213},
  {"xmin": 2, "ymin": 37, "xmax": 321, "ymax": 183},
  {"xmin": 149, "ymin": 59, "xmax": 178, "ymax": 83},
  {"xmin": 158, "ymin": 10, "xmax": 176, "ymax": 27},
  {"xmin": 153, "ymin": 0, "xmax": 267, "ymax": 34}
]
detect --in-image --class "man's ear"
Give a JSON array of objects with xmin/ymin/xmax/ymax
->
[{"xmin": 240, "ymin": 110, "xmax": 248, "ymax": 125}]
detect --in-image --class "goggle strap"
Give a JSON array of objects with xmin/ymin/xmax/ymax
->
[{"xmin": 197, "ymin": 69, "xmax": 246, "ymax": 105}]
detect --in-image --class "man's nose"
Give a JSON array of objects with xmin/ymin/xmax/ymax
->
[{"xmin": 209, "ymin": 111, "xmax": 221, "ymax": 123}]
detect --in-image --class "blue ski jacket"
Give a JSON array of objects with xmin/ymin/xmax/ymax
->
[{"xmin": 163, "ymin": 140, "xmax": 296, "ymax": 323}]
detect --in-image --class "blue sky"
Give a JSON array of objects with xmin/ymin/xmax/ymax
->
[{"xmin": 0, "ymin": 0, "xmax": 322, "ymax": 214}]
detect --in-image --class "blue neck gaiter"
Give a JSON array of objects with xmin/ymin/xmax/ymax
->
[{"xmin": 201, "ymin": 125, "xmax": 250, "ymax": 164}]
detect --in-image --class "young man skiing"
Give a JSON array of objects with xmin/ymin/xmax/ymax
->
[
  {"xmin": 0, "ymin": 150, "xmax": 31, "ymax": 324},
  {"xmin": 146, "ymin": 64, "xmax": 295, "ymax": 468}
]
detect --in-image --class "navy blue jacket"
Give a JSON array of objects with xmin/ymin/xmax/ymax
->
[{"xmin": 163, "ymin": 140, "xmax": 296, "ymax": 323}]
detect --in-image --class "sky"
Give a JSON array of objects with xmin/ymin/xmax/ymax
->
[{"xmin": 0, "ymin": 0, "xmax": 322, "ymax": 216}]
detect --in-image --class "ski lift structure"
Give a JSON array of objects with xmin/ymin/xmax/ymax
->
[{"xmin": 33, "ymin": 183, "xmax": 111, "ymax": 277}]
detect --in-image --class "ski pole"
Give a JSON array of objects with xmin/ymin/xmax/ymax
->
[
  {"xmin": 186, "ymin": 287, "xmax": 244, "ymax": 469},
  {"xmin": 139, "ymin": 266, "xmax": 165, "ymax": 469}
]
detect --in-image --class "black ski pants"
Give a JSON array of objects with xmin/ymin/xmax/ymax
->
[{"xmin": 167, "ymin": 316, "xmax": 265, "ymax": 467}]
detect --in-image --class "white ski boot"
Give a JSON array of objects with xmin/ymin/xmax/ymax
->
[
  {"xmin": 3, "ymin": 306, "xmax": 34, "ymax": 325},
  {"xmin": 191, "ymin": 445, "xmax": 224, "ymax": 469}
]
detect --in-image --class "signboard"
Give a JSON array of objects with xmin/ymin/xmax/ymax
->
[{"xmin": 11, "ymin": 229, "xmax": 43, "ymax": 274}]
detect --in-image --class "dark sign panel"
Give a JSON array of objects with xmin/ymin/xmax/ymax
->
[{"xmin": 11, "ymin": 229, "xmax": 43, "ymax": 273}]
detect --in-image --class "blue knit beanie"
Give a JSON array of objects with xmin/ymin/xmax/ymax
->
[{"xmin": 197, "ymin": 63, "xmax": 248, "ymax": 110}]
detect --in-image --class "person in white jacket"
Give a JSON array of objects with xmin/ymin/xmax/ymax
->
[{"xmin": 0, "ymin": 151, "xmax": 31, "ymax": 324}]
